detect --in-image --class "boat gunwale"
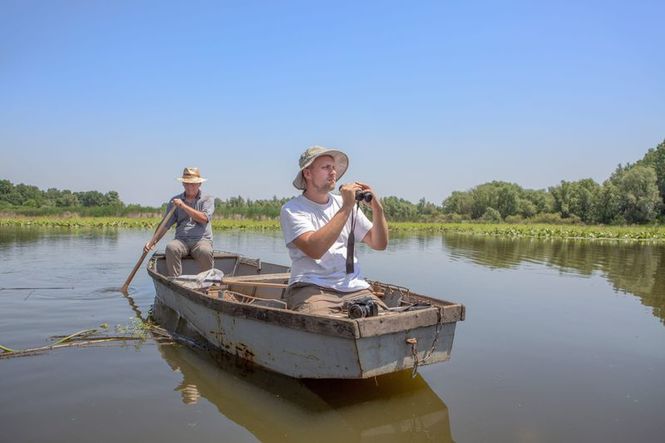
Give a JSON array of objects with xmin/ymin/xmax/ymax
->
[{"xmin": 147, "ymin": 253, "xmax": 465, "ymax": 340}]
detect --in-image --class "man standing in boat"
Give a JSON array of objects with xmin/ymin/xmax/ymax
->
[
  {"xmin": 144, "ymin": 167, "xmax": 215, "ymax": 277},
  {"xmin": 280, "ymin": 146, "xmax": 389, "ymax": 315}
]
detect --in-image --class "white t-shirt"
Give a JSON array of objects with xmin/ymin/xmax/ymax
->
[{"xmin": 280, "ymin": 194, "xmax": 373, "ymax": 292}]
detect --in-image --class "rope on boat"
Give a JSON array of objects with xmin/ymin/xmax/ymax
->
[{"xmin": 407, "ymin": 306, "xmax": 445, "ymax": 378}]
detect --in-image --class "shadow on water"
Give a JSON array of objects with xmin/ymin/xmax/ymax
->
[
  {"xmin": 158, "ymin": 341, "xmax": 454, "ymax": 443},
  {"xmin": 442, "ymin": 233, "xmax": 665, "ymax": 323}
]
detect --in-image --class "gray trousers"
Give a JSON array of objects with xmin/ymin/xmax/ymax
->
[{"xmin": 165, "ymin": 239, "xmax": 214, "ymax": 277}]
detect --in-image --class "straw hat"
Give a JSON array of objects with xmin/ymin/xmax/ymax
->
[
  {"xmin": 177, "ymin": 167, "xmax": 207, "ymax": 183},
  {"xmin": 292, "ymin": 146, "xmax": 349, "ymax": 190}
]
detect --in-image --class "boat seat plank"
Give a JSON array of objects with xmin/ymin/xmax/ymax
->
[
  {"xmin": 222, "ymin": 273, "xmax": 290, "ymax": 283},
  {"xmin": 222, "ymin": 281, "xmax": 288, "ymax": 289}
]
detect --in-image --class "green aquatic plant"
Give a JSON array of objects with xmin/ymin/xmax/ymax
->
[
  {"xmin": 0, "ymin": 344, "xmax": 17, "ymax": 353},
  {"xmin": 2, "ymin": 216, "xmax": 665, "ymax": 241}
]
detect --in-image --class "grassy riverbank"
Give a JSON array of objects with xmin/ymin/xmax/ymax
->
[
  {"xmin": 2, "ymin": 216, "xmax": 665, "ymax": 241},
  {"xmin": 0, "ymin": 216, "xmax": 279, "ymax": 230}
]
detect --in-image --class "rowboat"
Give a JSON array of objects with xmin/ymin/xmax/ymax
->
[{"xmin": 148, "ymin": 251, "xmax": 465, "ymax": 379}]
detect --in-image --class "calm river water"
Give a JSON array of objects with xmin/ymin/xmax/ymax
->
[{"xmin": 1, "ymin": 227, "xmax": 664, "ymax": 442}]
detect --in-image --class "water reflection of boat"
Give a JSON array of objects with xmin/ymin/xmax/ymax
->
[
  {"xmin": 148, "ymin": 251, "xmax": 465, "ymax": 379},
  {"xmin": 158, "ymin": 340, "xmax": 455, "ymax": 443}
]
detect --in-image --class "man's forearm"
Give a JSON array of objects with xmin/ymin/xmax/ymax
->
[
  {"xmin": 293, "ymin": 206, "xmax": 352, "ymax": 259},
  {"xmin": 368, "ymin": 205, "xmax": 388, "ymax": 250},
  {"xmin": 179, "ymin": 204, "xmax": 209, "ymax": 224}
]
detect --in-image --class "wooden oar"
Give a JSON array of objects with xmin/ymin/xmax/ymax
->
[{"xmin": 121, "ymin": 206, "xmax": 176, "ymax": 293}]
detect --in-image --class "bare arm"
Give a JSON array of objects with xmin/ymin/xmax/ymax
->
[
  {"xmin": 358, "ymin": 182, "xmax": 389, "ymax": 250},
  {"xmin": 172, "ymin": 198, "xmax": 209, "ymax": 224},
  {"xmin": 144, "ymin": 205, "xmax": 178, "ymax": 253},
  {"xmin": 291, "ymin": 185, "xmax": 357, "ymax": 259}
]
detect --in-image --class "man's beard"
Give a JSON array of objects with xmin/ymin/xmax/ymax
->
[{"xmin": 313, "ymin": 179, "xmax": 335, "ymax": 193}]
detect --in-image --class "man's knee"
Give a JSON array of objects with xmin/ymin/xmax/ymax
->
[
  {"xmin": 191, "ymin": 241, "xmax": 213, "ymax": 259},
  {"xmin": 166, "ymin": 240, "xmax": 188, "ymax": 256},
  {"xmin": 190, "ymin": 241, "xmax": 214, "ymax": 272},
  {"xmin": 285, "ymin": 284, "xmax": 345, "ymax": 315}
]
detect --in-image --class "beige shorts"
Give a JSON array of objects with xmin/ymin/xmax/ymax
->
[{"xmin": 284, "ymin": 282, "xmax": 387, "ymax": 315}]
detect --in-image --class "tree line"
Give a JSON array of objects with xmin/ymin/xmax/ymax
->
[
  {"xmin": 2, "ymin": 139, "xmax": 664, "ymax": 224},
  {"xmin": 440, "ymin": 139, "xmax": 665, "ymax": 224},
  {"xmin": 0, "ymin": 182, "xmax": 123, "ymax": 209}
]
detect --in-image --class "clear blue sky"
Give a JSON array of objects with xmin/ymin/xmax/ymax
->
[{"xmin": 2, "ymin": 0, "xmax": 663, "ymax": 206}]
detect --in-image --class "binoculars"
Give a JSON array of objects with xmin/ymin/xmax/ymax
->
[{"xmin": 355, "ymin": 190, "xmax": 373, "ymax": 203}]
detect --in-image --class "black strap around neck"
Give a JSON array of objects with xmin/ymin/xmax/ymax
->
[
  {"xmin": 346, "ymin": 230, "xmax": 355, "ymax": 274},
  {"xmin": 346, "ymin": 203, "xmax": 358, "ymax": 274}
]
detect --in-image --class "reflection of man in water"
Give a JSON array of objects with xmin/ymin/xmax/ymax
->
[
  {"xmin": 159, "ymin": 338, "xmax": 454, "ymax": 442},
  {"xmin": 176, "ymin": 383, "xmax": 201, "ymax": 405}
]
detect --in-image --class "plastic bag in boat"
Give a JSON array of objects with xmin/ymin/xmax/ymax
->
[{"xmin": 173, "ymin": 268, "xmax": 224, "ymax": 289}]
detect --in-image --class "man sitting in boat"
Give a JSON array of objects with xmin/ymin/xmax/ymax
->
[
  {"xmin": 280, "ymin": 146, "xmax": 389, "ymax": 315},
  {"xmin": 144, "ymin": 167, "xmax": 215, "ymax": 277}
]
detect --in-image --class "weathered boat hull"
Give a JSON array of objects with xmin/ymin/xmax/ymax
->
[{"xmin": 148, "ymin": 252, "xmax": 464, "ymax": 379}]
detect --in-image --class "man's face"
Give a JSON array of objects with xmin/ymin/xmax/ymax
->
[
  {"xmin": 183, "ymin": 182, "xmax": 201, "ymax": 197},
  {"xmin": 304, "ymin": 155, "xmax": 337, "ymax": 192}
]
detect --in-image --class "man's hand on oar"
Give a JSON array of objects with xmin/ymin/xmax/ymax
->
[{"xmin": 121, "ymin": 205, "xmax": 176, "ymax": 293}]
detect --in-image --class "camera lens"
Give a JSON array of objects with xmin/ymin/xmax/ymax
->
[{"xmin": 348, "ymin": 303, "xmax": 367, "ymax": 319}]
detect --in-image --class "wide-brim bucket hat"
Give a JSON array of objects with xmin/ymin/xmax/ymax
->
[
  {"xmin": 293, "ymin": 146, "xmax": 349, "ymax": 190},
  {"xmin": 177, "ymin": 167, "xmax": 207, "ymax": 183}
]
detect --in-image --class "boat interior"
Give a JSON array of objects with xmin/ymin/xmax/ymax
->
[{"xmin": 151, "ymin": 251, "xmax": 464, "ymax": 320}]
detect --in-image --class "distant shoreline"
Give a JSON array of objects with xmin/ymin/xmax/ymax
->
[{"xmin": 2, "ymin": 216, "xmax": 664, "ymax": 241}]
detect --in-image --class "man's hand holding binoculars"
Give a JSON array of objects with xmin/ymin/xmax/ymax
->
[{"xmin": 339, "ymin": 182, "xmax": 382, "ymax": 212}]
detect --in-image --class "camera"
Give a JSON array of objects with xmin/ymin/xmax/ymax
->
[
  {"xmin": 355, "ymin": 190, "xmax": 373, "ymax": 203},
  {"xmin": 346, "ymin": 296, "xmax": 379, "ymax": 319}
]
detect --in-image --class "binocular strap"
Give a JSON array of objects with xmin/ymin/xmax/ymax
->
[{"xmin": 345, "ymin": 202, "xmax": 359, "ymax": 274}]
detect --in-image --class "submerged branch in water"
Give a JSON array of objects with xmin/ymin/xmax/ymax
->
[
  {"xmin": 0, "ymin": 287, "xmax": 74, "ymax": 291},
  {"xmin": 0, "ymin": 324, "xmax": 175, "ymax": 359},
  {"xmin": 0, "ymin": 344, "xmax": 17, "ymax": 353}
]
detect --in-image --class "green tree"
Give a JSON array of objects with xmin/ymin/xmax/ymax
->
[
  {"xmin": 76, "ymin": 191, "xmax": 106, "ymax": 207},
  {"xmin": 416, "ymin": 197, "xmax": 440, "ymax": 218},
  {"xmin": 637, "ymin": 139, "xmax": 665, "ymax": 213},
  {"xmin": 550, "ymin": 179, "xmax": 600, "ymax": 222},
  {"xmin": 3, "ymin": 191, "xmax": 24, "ymax": 206},
  {"xmin": 381, "ymin": 196, "xmax": 418, "ymax": 221},
  {"xmin": 0, "ymin": 179, "xmax": 13, "ymax": 198},
  {"xmin": 523, "ymin": 189, "xmax": 554, "ymax": 214},
  {"xmin": 495, "ymin": 184, "xmax": 520, "ymax": 218},
  {"xmin": 104, "ymin": 191, "xmax": 123, "ymax": 206},
  {"xmin": 57, "ymin": 190, "xmax": 79, "ymax": 207},
  {"xmin": 480, "ymin": 207, "xmax": 502, "ymax": 222},
  {"xmin": 442, "ymin": 191, "xmax": 473, "ymax": 217},
  {"xmin": 550, "ymin": 181, "xmax": 573, "ymax": 217},
  {"xmin": 517, "ymin": 198, "xmax": 537, "ymax": 218},
  {"xmin": 614, "ymin": 165, "xmax": 661, "ymax": 223},
  {"xmin": 592, "ymin": 181, "xmax": 622, "ymax": 224},
  {"xmin": 469, "ymin": 182, "xmax": 522, "ymax": 219},
  {"xmin": 13, "ymin": 183, "xmax": 43, "ymax": 206}
]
